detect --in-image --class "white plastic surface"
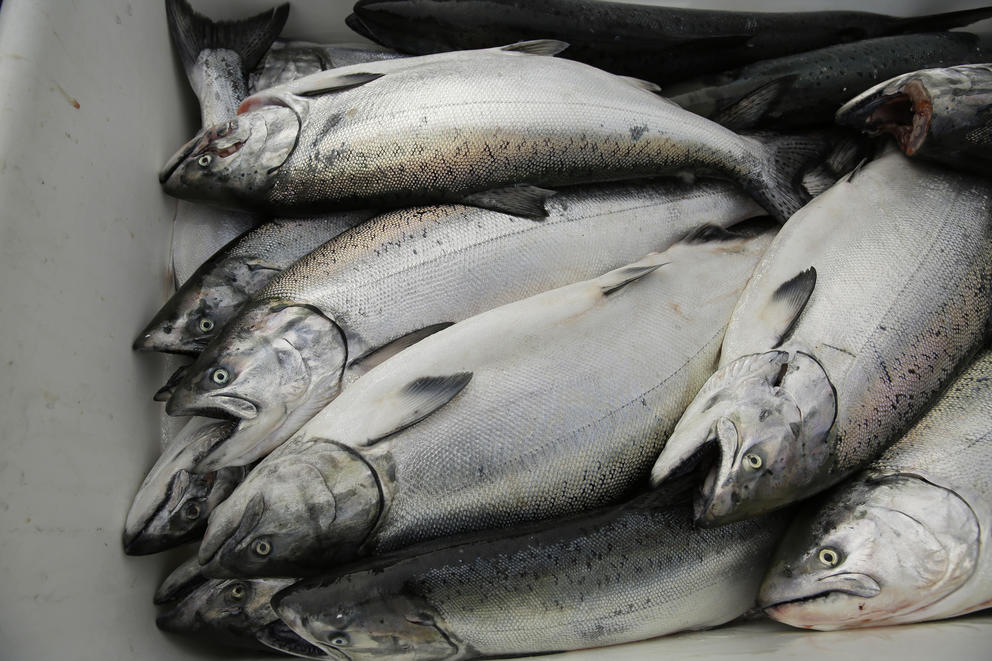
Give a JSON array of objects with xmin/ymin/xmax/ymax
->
[{"xmin": 0, "ymin": 0, "xmax": 990, "ymax": 659}]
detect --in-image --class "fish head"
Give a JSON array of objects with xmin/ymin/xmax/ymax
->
[
  {"xmin": 122, "ymin": 419, "xmax": 238, "ymax": 555},
  {"xmin": 273, "ymin": 577, "xmax": 459, "ymax": 661},
  {"xmin": 165, "ymin": 298, "xmax": 345, "ymax": 431},
  {"xmin": 199, "ymin": 440, "xmax": 381, "ymax": 578},
  {"xmin": 123, "ymin": 465, "xmax": 244, "ymax": 554},
  {"xmin": 133, "ymin": 255, "xmax": 280, "ymax": 354},
  {"xmin": 651, "ymin": 350, "xmax": 836, "ymax": 526},
  {"xmin": 760, "ymin": 475, "xmax": 980, "ymax": 630},
  {"xmin": 160, "ymin": 106, "xmax": 298, "ymax": 207},
  {"xmin": 154, "ymin": 557, "xmax": 299, "ymax": 651},
  {"xmin": 836, "ymin": 74, "xmax": 935, "ymax": 157}
]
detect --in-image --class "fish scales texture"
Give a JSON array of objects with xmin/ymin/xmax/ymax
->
[
  {"xmin": 258, "ymin": 180, "xmax": 761, "ymax": 356},
  {"xmin": 725, "ymin": 153, "xmax": 992, "ymax": 475},
  {"xmin": 267, "ymin": 52, "xmax": 749, "ymax": 208},
  {"xmin": 415, "ymin": 508, "xmax": 783, "ymax": 653},
  {"xmin": 364, "ymin": 236, "xmax": 769, "ymax": 551}
]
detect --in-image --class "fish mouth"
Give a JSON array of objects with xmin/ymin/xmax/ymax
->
[
  {"xmin": 199, "ymin": 492, "xmax": 264, "ymax": 576},
  {"xmin": 862, "ymin": 80, "xmax": 932, "ymax": 156},
  {"xmin": 257, "ymin": 620, "xmax": 331, "ymax": 659},
  {"xmin": 166, "ymin": 390, "xmax": 258, "ymax": 420},
  {"xmin": 761, "ymin": 573, "xmax": 881, "ymax": 614},
  {"xmin": 160, "ymin": 129, "xmax": 208, "ymax": 184}
]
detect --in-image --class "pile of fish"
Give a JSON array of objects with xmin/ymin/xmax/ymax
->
[{"xmin": 125, "ymin": 0, "xmax": 992, "ymax": 657}]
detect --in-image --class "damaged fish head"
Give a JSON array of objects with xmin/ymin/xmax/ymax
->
[
  {"xmin": 160, "ymin": 106, "xmax": 298, "ymax": 207},
  {"xmin": 274, "ymin": 578, "xmax": 459, "ymax": 661},
  {"xmin": 165, "ymin": 299, "xmax": 346, "ymax": 467},
  {"xmin": 133, "ymin": 256, "xmax": 281, "ymax": 355},
  {"xmin": 651, "ymin": 350, "xmax": 836, "ymax": 526},
  {"xmin": 760, "ymin": 475, "xmax": 980, "ymax": 630},
  {"xmin": 198, "ymin": 440, "xmax": 381, "ymax": 578},
  {"xmin": 836, "ymin": 73, "xmax": 936, "ymax": 156}
]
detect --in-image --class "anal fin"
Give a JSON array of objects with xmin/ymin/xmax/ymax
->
[{"xmin": 460, "ymin": 185, "xmax": 556, "ymax": 219}]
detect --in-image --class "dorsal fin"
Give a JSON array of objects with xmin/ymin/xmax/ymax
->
[
  {"xmin": 500, "ymin": 39, "xmax": 570, "ymax": 56},
  {"xmin": 360, "ymin": 372, "xmax": 474, "ymax": 445}
]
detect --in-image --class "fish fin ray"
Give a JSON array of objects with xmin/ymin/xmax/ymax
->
[
  {"xmin": 767, "ymin": 267, "xmax": 817, "ymax": 348},
  {"xmin": 599, "ymin": 255, "xmax": 668, "ymax": 296},
  {"xmin": 499, "ymin": 39, "xmax": 570, "ymax": 56},
  {"xmin": 749, "ymin": 132, "xmax": 835, "ymax": 222},
  {"xmin": 460, "ymin": 185, "xmax": 557, "ymax": 219},
  {"xmin": 617, "ymin": 75, "xmax": 662, "ymax": 93},
  {"xmin": 165, "ymin": 0, "xmax": 289, "ymax": 76},
  {"xmin": 712, "ymin": 75, "xmax": 798, "ymax": 131},
  {"xmin": 348, "ymin": 323, "xmax": 454, "ymax": 380},
  {"xmin": 362, "ymin": 373, "xmax": 474, "ymax": 445}
]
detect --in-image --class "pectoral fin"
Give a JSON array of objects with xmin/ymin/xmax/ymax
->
[
  {"xmin": 347, "ymin": 323, "xmax": 454, "ymax": 380},
  {"xmin": 360, "ymin": 372, "xmax": 473, "ymax": 445},
  {"xmin": 499, "ymin": 40, "xmax": 570, "ymax": 56},
  {"xmin": 598, "ymin": 253, "xmax": 668, "ymax": 296},
  {"xmin": 238, "ymin": 71, "xmax": 385, "ymax": 113},
  {"xmin": 740, "ymin": 268, "xmax": 816, "ymax": 350},
  {"xmin": 712, "ymin": 75, "xmax": 798, "ymax": 130}
]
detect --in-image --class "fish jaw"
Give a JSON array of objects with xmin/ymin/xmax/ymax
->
[
  {"xmin": 199, "ymin": 441, "xmax": 382, "ymax": 578},
  {"xmin": 836, "ymin": 76, "xmax": 933, "ymax": 156},
  {"xmin": 257, "ymin": 619, "xmax": 332, "ymax": 659},
  {"xmin": 652, "ymin": 351, "xmax": 836, "ymax": 526}
]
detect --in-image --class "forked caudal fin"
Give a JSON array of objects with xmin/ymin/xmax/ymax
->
[
  {"xmin": 165, "ymin": 0, "xmax": 290, "ymax": 76},
  {"xmin": 747, "ymin": 132, "xmax": 836, "ymax": 223}
]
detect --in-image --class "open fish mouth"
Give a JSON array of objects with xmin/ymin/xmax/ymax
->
[
  {"xmin": 257, "ymin": 620, "xmax": 331, "ymax": 659},
  {"xmin": 863, "ymin": 80, "xmax": 933, "ymax": 155},
  {"xmin": 160, "ymin": 129, "xmax": 209, "ymax": 183}
]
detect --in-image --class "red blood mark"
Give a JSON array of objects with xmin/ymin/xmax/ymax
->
[{"xmin": 55, "ymin": 83, "xmax": 80, "ymax": 109}]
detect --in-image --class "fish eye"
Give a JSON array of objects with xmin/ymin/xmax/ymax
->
[
  {"xmin": 253, "ymin": 538, "xmax": 271, "ymax": 556},
  {"xmin": 818, "ymin": 547, "xmax": 841, "ymax": 568},
  {"xmin": 229, "ymin": 582, "xmax": 247, "ymax": 602},
  {"xmin": 743, "ymin": 453, "xmax": 763, "ymax": 470},
  {"xmin": 197, "ymin": 154, "xmax": 212, "ymax": 168},
  {"xmin": 328, "ymin": 632, "xmax": 350, "ymax": 647},
  {"xmin": 198, "ymin": 318, "xmax": 215, "ymax": 333},
  {"xmin": 182, "ymin": 502, "xmax": 201, "ymax": 520},
  {"xmin": 210, "ymin": 368, "xmax": 230, "ymax": 385}
]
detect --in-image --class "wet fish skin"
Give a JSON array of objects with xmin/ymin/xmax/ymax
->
[
  {"xmin": 198, "ymin": 227, "xmax": 777, "ymax": 578},
  {"xmin": 250, "ymin": 39, "xmax": 403, "ymax": 92},
  {"xmin": 650, "ymin": 151, "xmax": 992, "ymax": 527},
  {"xmin": 122, "ymin": 417, "xmax": 244, "ymax": 555},
  {"xmin": 164, "ymin": 178, "xmax": 768, "ymax": 474},
  {"xmin": 347, "ymin": 0, "xmax": 992, "ymax": 85},
  {"xmin": 270, "ymin": 495, "xmax": 789, "ymax": 660},
  {"xmin": 760, "ymin": 349, "xmax": 992, "ymax": 630},
  {"xmin": 671, "ymin": 32, "xmax": 992, "ymax": 130},
  {"xmin": 134, "ymin": 213, "xmax": 371, "ymax": 355},
  {"xmin": 161, "ymin": 42, "xmax": 829, "ymax": 223},
  {"xmin": 837, "ymin": 63, "xmax": 992, "ymax": 175}
]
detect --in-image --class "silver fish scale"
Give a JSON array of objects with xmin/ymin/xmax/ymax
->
[
  {"xmin": 363, "ymin": 236, "xmax": 770, "ymax": 551},
  {"xmin": 725, "ymin": 152, "xmax": 992, "ymax": 476},
  {"xmin": 411, "ymin": 505, "xmax": 784, "ymax": 654},
  {"xmin": 219, "ymin": 214, "xmax": 372, "ymax": 265},
  {"xmin": 869, "ymin": 349, "xmax": 992, "ymax": 510},
  {"xmin": 255, "ymin": 180, "xmax": 760, "ymax": 357},
  {"xmin": 265, "ymin": 50, "xmax": 758, "ymax": 210}
]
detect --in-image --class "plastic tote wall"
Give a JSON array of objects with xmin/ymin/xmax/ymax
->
[{"xmin": 0, "ymin": 0, "xmax": 990, "ymax": 659}]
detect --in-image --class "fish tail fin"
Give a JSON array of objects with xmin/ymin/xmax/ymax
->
[
  {"xmin": 747, "ymin": 131, "xmax": 837, "ymax": 223},
  {"xmin": 888, "ymin": 6, "xmax": 992, "ymax": 34},
  {"xmin": 165, "ymin": 0, "xmax": 290, "ymax": 76}
]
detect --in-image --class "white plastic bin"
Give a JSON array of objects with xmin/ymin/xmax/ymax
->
[{"xmin": 0, "ymin": 0, "xmax": 990, "ymax": 659}]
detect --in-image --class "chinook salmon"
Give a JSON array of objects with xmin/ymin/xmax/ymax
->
[
  {"xmin": 650, "ymin": 150, "xmax": 992, "ymax": 527},
  {"xmin": 133, "ymin": 213, "xmax": 371, "ymax": 355},
  {"xmin": 163, "ymin": 0, "xmax": 288, "ymax": 285},
  {"xmin": 162, "ymin": 179, "xmax": 770, "ymax": 473},
  {"xmin": 836, "ymin": 63, "xmax": 992, "ymax": 176},
  {"xmin": 346, "ymin": 0, "xmax": 992, "ymax": 85},
  {"xmin": 670, "ymin": 32, "xmax": 992, "ymax": 130},
  {"xmin": 159, "ymin": 40, "xmax": 832, "ymax": 223},
  {"xmin": 269, "ymin": 493, "xmax": 789, "ymax": 660},
  {"xmin": 197, "ymin": 225, "xmax": 776, "ymax": 578},
  {"xmin": 760, "ymin": 349, "xmax": 992, "ymax": 630}
]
